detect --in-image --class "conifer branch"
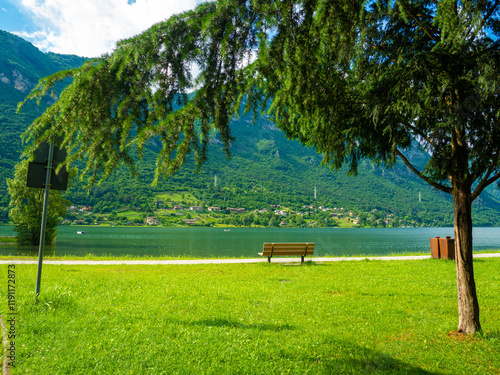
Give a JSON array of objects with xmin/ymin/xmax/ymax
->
[
  {"xmin": 399, "ymin": 0, "xmax": 438, "ymax": 42},
  {"xmin": 471, "ymin": 152, "xmax": 500, "ymax": 200},
  {"xmin": 469, "ymin": 0, "xmax": 500, "ymax": 42},
  {"xmin": 396, "ymin": 149, "xmax": 452, "ymax": 194}
]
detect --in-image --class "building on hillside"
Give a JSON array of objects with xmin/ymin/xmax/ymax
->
[
  {"xmin": 174, "ymin": 205, "xmax": 183, "ymax": 210},
  {"xmin": 208, "ymin": 207, "xmax": 220, "ymax": 212},
  {"xmin": 226, "ymin": 207, "xmax": 246, "ymax": 213},
  {"xmin": 190, "ymin": 206, "xmax": 204, "ymax": 211},
  {"xmin": 183, "ymin": 219, "xmax": 197, "ymax": 225},
  {"xmin": 146, "ymin": 217, "xmax": 159, "ymax": 225}
]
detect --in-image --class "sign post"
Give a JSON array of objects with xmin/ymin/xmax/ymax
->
[
  {"xmin": 35, "ymin": 141, "xmax": 54, "ymax": 303},
  {"xmin": 26, "ymin": 140, "xmax": 68, "ymax": 303}
]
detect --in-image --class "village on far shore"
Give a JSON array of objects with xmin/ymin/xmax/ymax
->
[{"xmin": 62, "ymin": 197, "xmax": 425, "ymax": 229}]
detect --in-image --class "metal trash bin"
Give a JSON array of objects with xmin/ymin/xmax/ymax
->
[
  {"xmin": 430, "ymin": 236, "xmax": 440, "ymax": 259},
  {"xmin": 439, "ymin": 236, "xmax": 455, "ymax": 260}
]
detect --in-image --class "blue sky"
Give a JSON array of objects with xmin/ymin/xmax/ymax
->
[
  {"xmin": 0, "ymin": 1, "xmax": 32, "ymax": 32},
  {"xmin": 0, "ymin": 0, "xmax": 199, "ymax": 57}
]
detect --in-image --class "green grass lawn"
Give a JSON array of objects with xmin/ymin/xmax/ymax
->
[{"xmin": 1, "ymin": 258, "xmax": 499, "ymax": 374}]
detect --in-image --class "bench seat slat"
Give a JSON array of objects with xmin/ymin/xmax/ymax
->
[
  {"xmin": 259, "ymin": 242, "xmax": 315, "ymax": 263},
  {"xmin": 260, "ymin": 249, "xmax": 315, "ymax": 255},
  {"xmin": 262, "ymin": 244, "xmax": 315, "ymax": 249},
  {"xmin": 262, "ymin": 242, "xmax": 315, "ymax": 247},
  {"xmin": 263, "ymin": 246, "xmax": 313, "ymax": 251}
]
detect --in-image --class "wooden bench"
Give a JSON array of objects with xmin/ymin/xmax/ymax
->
[{"xmin": 259, "ymin": 242, "xmax": 315, "ymax": 263}]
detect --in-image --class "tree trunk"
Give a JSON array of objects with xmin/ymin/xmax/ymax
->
[{"xmin": 452, "ymin": 187, "xmax": 481, "ymax": 334}]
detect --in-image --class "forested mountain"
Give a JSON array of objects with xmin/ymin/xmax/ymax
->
[
  {"xmin": 1, "ymin": 30, "xmax": 499, "ymax": 226},
  {"xmin": 0, "ymin": 30, "xmax": 87, "ymax": 221}
]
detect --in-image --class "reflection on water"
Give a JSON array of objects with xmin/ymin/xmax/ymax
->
[
  {"xmin": 0, "ymin": 225, "xmax": 499, "ymax": 258},
  {"xmin": 13, "ymin": 246, "xmax": 56, "ymax": 257}
]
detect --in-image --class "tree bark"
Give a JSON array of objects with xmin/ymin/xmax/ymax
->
[{"xmin": 452, "ymin": 186, "xmax": 481, "ymax": 334}]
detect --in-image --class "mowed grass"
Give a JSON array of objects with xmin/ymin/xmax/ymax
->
[{"xmin": 2, "ymin": 259, "xmax": 500, "ymax": 374}]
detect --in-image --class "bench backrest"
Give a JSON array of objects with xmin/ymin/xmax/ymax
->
[{"xmin": 261, "ymin": 242, "xmax": 315, "ymax": 257}]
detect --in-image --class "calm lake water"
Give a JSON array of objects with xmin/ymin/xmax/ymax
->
[{"xmin": 1, "ymin": 225, "xmax": 499, "ymax": 258}]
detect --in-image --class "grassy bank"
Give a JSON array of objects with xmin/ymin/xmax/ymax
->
[
  {"xmin": 0, "ymin": 236, "xmax": 15, "ymax": 244},
  {"xmin": 1, "ymin": 259, "xmax": 500, "ymax": 374},
  {"xmin": 1, "ymin": 249, "xmax": 500, "ymax": 261},
  {"xmin": 0, "ymin": 252, "xmax": 431, "ymax": 261}
]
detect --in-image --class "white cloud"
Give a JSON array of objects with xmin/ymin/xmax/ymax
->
[{"xmin": 14, "ymin": 0, "xmax": 198, "ymax": 57}]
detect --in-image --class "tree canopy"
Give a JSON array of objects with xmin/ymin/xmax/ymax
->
[
  {"xmin": 20, "ymin": 0, "xmax": 500, "ymax": 334},
  {"xmin": 7, "ymin": 160, "xmax": 68, "ymax": 245}
]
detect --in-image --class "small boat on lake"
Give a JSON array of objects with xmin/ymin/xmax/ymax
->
[{"xmin": 77, "ymin": 231, "xmax": 85, "ymax": 234}]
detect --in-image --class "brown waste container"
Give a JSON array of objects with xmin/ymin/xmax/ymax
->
[
  {"xmin": 439, "ymin": 236, "xmax": 455, "ymax": 260},
  {"xmin": 430, "ymin": 237, "xmax": 440, "ymax": 259}
]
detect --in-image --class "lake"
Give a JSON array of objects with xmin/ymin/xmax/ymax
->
[{"xmin": 1, "ymin": 225, "xmax": 499, "ymax": 258}]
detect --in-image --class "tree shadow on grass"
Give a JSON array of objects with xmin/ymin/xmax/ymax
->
[
  {"xmin": 185, "ymin": 318, "xmax": 295, "ymax": 331},
  {"xmin": 318, "ymin": 339, "xmax": 439, "ymax": 374},
  {"xmin": 175, "ymin": 321, "xmax": 439, "ymax": 374}
]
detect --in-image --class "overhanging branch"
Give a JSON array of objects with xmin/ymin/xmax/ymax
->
[
  {"xmin": 484, "ymin": 171, "xmax": 500, "ymax": 187},
  {"xmin": 399, "ymin": 0, "xmax": 438, "ymax": 42},
  {"xmin": 403, "ymin": 123, "xmax": 438, "ymax": 151},
  {"xmin": 471, "ymin": 152, "xmax": 500, "ymax": 201},
  {"xmin": 396, "ymin": 149, "xmax": 452, "ymax": 194},
  {"xmin": 471, "ymin": 172, "xmax": 500, "ymax": 201},
  {"xmin": 469, "ymin": 0, "xmax": 500, "ymax": 41}
]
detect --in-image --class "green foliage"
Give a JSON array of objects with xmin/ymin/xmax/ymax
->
[
  {"xmin": 6, "ymin": 160, "xmax": 68, "ymax": 245},
  {"xmin": 245, "ymin": 0, "xmax": 500, "ymax": 196},
  {"xmin": 2, "ymin": 259, "xmax": 500, "ymax": 373}
]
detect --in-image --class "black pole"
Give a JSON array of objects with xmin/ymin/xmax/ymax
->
[{"xmin": 35, "ymin": 141, "xmax": 54, "ymax": 303}]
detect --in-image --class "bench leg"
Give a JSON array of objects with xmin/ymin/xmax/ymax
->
[
  {"xmin": 301, "ymin": 255, "xmax": 304, "ymax": 264},
  {"xmin": 268, "ymin": 256, "xmax": 271, "ymax": 263}
]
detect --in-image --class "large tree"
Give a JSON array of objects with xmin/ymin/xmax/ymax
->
[{"xmin": 20, "ymin": 0, "xmax": 500, "ymax": 334}]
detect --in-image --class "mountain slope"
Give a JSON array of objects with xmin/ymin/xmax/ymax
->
[{"xmin": 0, "ymin": 30, "xmax": 87, "ymax": 217}]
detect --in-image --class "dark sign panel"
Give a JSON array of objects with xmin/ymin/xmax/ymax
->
[
  {"xmin": 33, "ymin": 141, "xmax": 67, "ymax": 164},
  {"xmin": 27, "ymin": 162, "xmax": 68, "ymax": 191},
  {"xmin": 26, "ymin": 141, "xmax": 69, "ymax": 191}
]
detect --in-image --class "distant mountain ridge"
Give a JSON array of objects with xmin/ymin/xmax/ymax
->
[
  {"xmin": 0, "ymin": 30, "xmax": 86, "ymax": 95},
  {"xmin": 1, "ymin": 30, "xmax": 499, "ymax": 226}
]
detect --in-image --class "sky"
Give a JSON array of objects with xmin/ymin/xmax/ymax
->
[{"xmin": 0, "ymin": 0, "xmax": 199, "ymax": 57}]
